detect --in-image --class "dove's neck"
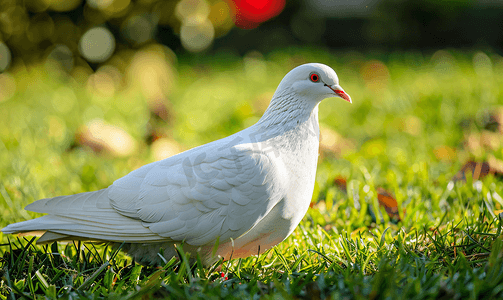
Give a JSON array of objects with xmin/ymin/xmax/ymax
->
[{"xmin": 255, "ymin": 89, "xmax": 320, "ymax": 136}]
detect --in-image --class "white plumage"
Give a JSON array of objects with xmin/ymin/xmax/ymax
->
[{"xmin": 2, "ymin": 63, "xmax": 351, "ymax": 265}]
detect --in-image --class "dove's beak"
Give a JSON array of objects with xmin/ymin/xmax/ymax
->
[{"xmin": 326, "ymin": 84, "xmax": 352, "ymax": 103}]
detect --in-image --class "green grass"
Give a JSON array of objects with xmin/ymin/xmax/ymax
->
[{"xmin": 1, "ymin": 47, "xmax": 503, "ymax": 299}]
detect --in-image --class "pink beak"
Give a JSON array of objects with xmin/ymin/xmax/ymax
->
[{"xmin": 326, "ymin": 84, "xmax": 352, "ymax": 103}]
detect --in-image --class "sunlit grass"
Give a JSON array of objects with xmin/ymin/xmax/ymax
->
[{"xmin": 1, "ymin": 48, "xmax": 503, "ymax": 298}]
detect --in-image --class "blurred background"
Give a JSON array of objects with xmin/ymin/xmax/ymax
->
[
  {"xmin": 1, "ymin": 0, "xmax": 503, "ymax": 225},
  {"xmin": 1, "ymin": 0, "xmax": 503, "ymax": 72}
]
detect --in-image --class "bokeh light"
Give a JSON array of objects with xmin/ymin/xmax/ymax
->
[
  {"xmin": 1, "ymin": 0, "xmax": 503, "ymax": 73},
  {"xmin": 122, "ymin": 14, "xmax": 157, "ymax": 46},
  {"xmin": 176, "ymin": 0, "xmax": 210, "ymax": 21},
  {"xmin": 46, "ymin": 44, "xmax": 74, "ymax": 72},
  {"xmin": 176, "ymin": 0, "xmax": 215, "ymax": 52},
  {"xmin": 180, "ymin": 19, "xmax": 215, "ymax": 52},
  {"xmin": 208, "ymin": 1, "xmax": 234, "ymax": 37},
  {"xmin": 229, "ymin": 0, "xmax": 286, "ymax": 29},
  {"xmin": 0, "ymin": 42, "xmax": 12, "ymax": 72},
  {"xmin": 79, "ymin": 27, "xmax": 116, "ymax": 63},
  {"xmin": 77, "ymin": 119, "xmax": 138, "ymax": 157},
  {"xmin": 151, "ymin": 138, "xmax": 182, "ymax": 161},
  {"xmin": 86, "ymin": 65, "xmax": 122, "ymax": 97},
  {"xmin": 126, "ymin": 44, "xmax": 177, "ymax": 101}
]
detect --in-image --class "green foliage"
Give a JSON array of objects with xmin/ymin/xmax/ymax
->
[{"xmin": 1, "ymin": 49, "xmax": 503, "ymax": 298}]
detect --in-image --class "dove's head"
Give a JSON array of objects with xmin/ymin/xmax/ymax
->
[{"xmin": 275, "ymin": 63, "xmax": 351, "ymax": 103}]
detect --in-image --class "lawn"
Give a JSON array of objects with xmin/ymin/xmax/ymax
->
[{"xmin": 1, "ymin": 47, "xmax": 503, "ymax": 299}]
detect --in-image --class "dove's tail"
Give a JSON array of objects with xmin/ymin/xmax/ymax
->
[
  {"xmin": 1, "ymin": 189, "xmax": 162, "ymax": 244},
  {"xmin": 2, "ymin": 217, "xmax": 85, "ymax": 243}
]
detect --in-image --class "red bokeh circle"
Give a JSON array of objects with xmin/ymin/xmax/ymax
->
[{"xmin": 228, "ymin": 0, "xmax": 286, "ymax": 29}]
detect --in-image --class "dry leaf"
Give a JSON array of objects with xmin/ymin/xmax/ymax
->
[
  {"xmin": 376, "ymin": 187, "xmax": 401, "ymax": 222},
  {"xmin": 452, "ymin": 161, "xmax": 492, "ymax": 182},
  {"xmin": 333, "ymin": 176, "xmax": 347, "ymax": 193}
]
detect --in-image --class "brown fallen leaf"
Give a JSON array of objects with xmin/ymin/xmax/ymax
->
[
  {"xmin": 333, "ymin": 176, "xmax": 347, "ymax": 193},
  {"xmin": 376, "ymin": 187, "xmax": 401, "ymax": 222},
  {"xmin": 452, "ymin": 161, "xmax": 492, "ymax": 182},
  {"xmin": 332, "ymin": 176, "xmax": 401, "ymax": 222}
]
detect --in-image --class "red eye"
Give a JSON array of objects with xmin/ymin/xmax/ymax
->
[{"xmin": 310, "ymin": 73, "xmax": 319, "ymax": 82}]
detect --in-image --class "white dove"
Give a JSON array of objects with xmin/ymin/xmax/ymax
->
[{"xmin": 2, "ymin": 63, "xmax": 351, "ymax": 266}]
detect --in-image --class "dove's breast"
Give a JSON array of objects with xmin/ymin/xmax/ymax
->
[
  {"xmin": 213, "ymin": 116, "xmax": 320, "ymax": 261},
  {"xmin": 276, "ymin": 119, "xmax": 320, "ymax": 229}
]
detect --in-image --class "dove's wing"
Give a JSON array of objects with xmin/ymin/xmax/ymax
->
[
  {"xmin": 5, "ymin": 138, "xmax": 287, "ymax": 246},
  {"xmin": 108, "ymin": 141, "xmax": 287, "ymax": 246}
]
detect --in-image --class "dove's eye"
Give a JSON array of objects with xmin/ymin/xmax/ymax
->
[{"xmin": 309, "ymin": 73, "xmax": 320, "ymax": 82}]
